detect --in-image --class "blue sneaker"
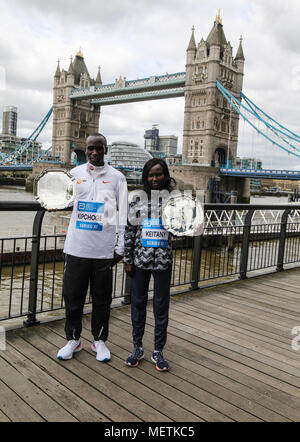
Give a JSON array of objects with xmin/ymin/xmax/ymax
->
[
  {"xmin": 125, "ymin": 346, "xmax": 144, "ymax": 367},
  {"xmin": 151, "ymin": 350, "xmax": 169, "ymax": 371}
]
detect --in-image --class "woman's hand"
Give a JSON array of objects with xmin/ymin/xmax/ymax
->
[
  {"xmin": 112, "ymin": 252, "xmax": 123, "ymax": 267},
  {"xmin": 124, "ymin": 264, "xmax": 134, "ymax": 277}
]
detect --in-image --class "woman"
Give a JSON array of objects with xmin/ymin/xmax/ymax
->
[{"xmin": 123, "ymin": 158, "xmax": 175, "ymax": 371}]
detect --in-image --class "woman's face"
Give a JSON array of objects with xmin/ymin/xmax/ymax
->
[{"xmin": 147, "ymin": 164, "xmax": 165, "ymax": 190}]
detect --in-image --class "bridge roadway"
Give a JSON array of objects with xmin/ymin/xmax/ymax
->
[
  {"xmin": 70, "ymin": 72, "xmax": 186, "ymax": 105},
  {"xmin": 220, "ymin": 168, "xmax": 300, "ymax": 180},
  {"xmin": 1, "ymin": 267, "xmax": 300, "ymax": 422},
  {"xmin": 3, "ymin": 163, "xmax": 300, "ymax": 181},
  {"xmin": 0, "ymin": 161, "xmax": 62, "ymax": 172}
]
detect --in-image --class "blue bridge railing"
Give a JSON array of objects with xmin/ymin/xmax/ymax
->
[{"xmin": 220, "ymin": 168, "xmax": 300, "ymax": 180}]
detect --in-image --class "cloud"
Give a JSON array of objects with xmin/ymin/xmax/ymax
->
[{"xmin": 0, "ymin": 0, "xmax": 300, "ymax": 170}]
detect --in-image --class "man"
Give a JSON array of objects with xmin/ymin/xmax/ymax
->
[{"xmin": 57, "ymin": 133, "xmax": 128, "ymax": 362}]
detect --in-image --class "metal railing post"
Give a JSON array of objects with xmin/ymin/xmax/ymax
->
[
  {"xmin": 239, "ymin": 209, "xmax": 254, "ymax": 280},
  {"xmin": 276, "ymin": 209, "xmax": 290, "ymax": 271},
  {"xmin": 24, "ymin": 210, "xmax": 45, "ymax": 327},
  {"xmin": 190, "ymin": 235, "xmax": 202, "ymax": 290}
]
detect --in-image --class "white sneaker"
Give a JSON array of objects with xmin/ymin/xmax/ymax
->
[
  {"xmin": 91, "ymin": 340, "xmax": 111, "ymax": 362},
  {"xmin": 57, "ymin": 339, "xmax": 82, "ymax": 360}
]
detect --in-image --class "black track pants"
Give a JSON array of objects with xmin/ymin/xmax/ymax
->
[
  {"xmin": 130, "ymin": 267, "xmax": 172, "ymax": 351},
  {"xmin": 62, "ymin": 254, "xmax": 113, "ymax": 341}
]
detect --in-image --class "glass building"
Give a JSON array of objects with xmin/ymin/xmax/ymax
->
[
  {"xmin": 144, "ymin": 125, "xmax": 159, "ymax": 151},
  {"xmin": 1, "ymin": 105, "xmax": 45, "ymax": 163},
  {"xmin": 236, "ymin": 157, "xmax": 262, "ymax": 170},
  {"xmin": 108, "ymin": 141, "xmax": 152, "ymax": 169},
  {"xmin": 144, "ymin": 125, "xmax": 178, "ymax": 158},
  {"xmin": 236, "ymin": 157, "xmax": 262, "ymax": 191},
  {"xmin": 0, "ymin": 134, "xmax": 44, "ymax": 163},
  {"xmin": 107, "ymin": 141, "xmax": 153, "ymax": 183}
]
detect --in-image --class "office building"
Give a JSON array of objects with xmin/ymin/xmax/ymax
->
[
  {"xmin": 236, "ymin": 157, "xmax": 262, "ymax": 191},
  {"xmin": 0, "ymin": 105, "xmax": 44, "ymax": 163},
  {"xmin": 236, "ymin": 157, "xmax": 262, "ymax": 170},
  {"xmin": 108, "ymin": 141, "xmax": 152, "ymax": 169},
  {"xmin": 2, "ymin": 106, "xmax": 17, "ymax": 136},
  {"xmin": 144, "ymin": 125, "xmax": 178, "ymax": 158},
  {"xmin": 107, "ymin": 141, "xmax": 152, "ymax": 183}
]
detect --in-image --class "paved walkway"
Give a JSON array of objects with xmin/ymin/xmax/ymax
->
[{"xmin": 1, "ymin": 268, "xmax": 300, "ymax": 422}]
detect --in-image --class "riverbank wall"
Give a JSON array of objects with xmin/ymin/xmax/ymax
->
[{"xmin": 0, "ymin": 176, "xmax": 26, "ymax": 186}]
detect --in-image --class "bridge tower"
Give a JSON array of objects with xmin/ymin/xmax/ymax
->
[
  {"xmin": 52, "ymin": 50, "xmax": 101, "ymax": 164},
  {"xmin": 182, "ymin": 12, "xmax": 245, "ymax": 167}
]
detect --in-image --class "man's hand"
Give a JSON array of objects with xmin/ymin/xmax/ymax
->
[
  {"xmin": 112, "ymin": 252, "xmax": 123, "ymax": 267},
  {"xmin": 124, "ymin": 264, "xmax": 134, "ymax": 277}
]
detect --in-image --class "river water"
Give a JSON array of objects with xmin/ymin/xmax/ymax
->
[
  {"xmin": 0, "ymin": 186, "xmax": 290, "ymax": 238},
  {"xmin": 0, "ymin": 186, "xmax": 71, "ymax": 238}
]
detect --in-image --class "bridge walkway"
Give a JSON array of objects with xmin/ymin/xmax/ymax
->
[{"xmin": 1, "ymin": 268, "xmax": 300, "ymax": 422}]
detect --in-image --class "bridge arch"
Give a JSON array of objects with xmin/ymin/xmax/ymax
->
[{"xmin": 213, "ymin": 146, "xmax": 227, "ymax": 168}]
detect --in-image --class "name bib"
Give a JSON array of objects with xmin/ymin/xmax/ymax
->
[
  {"xmin": 142, "ymin": 218, "xmax": 169, "ymax": 248},
  {"xmin": 76, "ymin": 201, "xmax": 104, "ymax": 231}
]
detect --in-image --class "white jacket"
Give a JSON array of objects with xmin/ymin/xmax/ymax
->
[{"xmin": 63, "ymin": 161, "xmax": 128, "ymax": 259}]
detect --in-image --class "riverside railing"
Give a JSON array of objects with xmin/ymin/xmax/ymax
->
[{"xmin": 1, "ymin": 201, "xmax": 300, "ymax": 326}]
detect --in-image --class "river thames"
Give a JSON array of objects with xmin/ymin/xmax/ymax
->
[
  {"xmin": 0, "ymin": 186, "xmax": 290, "ymax": 238},
  {"xmin": 0, "ymin": 186, "xmax": 71, "ymax": 238}
]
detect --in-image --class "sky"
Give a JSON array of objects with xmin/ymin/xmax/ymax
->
[{"xmin": 0, "ymin": 0, "xmax": 300, "ymax": 169}]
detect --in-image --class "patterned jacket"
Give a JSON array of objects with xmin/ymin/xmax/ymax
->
[{"xmin": 123, "ymin": 199, "xmax": 173, "ymax": 270}]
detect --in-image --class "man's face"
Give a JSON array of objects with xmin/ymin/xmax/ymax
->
[{"xmin": 86, "ymin": 135, "xmax": 107, "ymax": 166}]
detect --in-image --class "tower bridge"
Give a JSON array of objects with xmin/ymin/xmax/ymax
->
[
  {"xmin": 2, "ymin": 13, "xmax": 300, "ymax": 202},
  {"xmin": 51, "ymin": 13, "xmax": 245, "ymax": 169}
]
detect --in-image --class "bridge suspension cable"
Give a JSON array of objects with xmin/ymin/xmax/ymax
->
[
  {"xmin": 27, "ymin": 146, "xmax": 53, "ymax": 165},
  {"xmin": 216, "ymin": 81, "xmax": 300, "ymax": 158},
  {"xmin": 240, "ymin": 92, "xmax": 300, "ymax": 142},
  {"xmin": 0, "ymin": 107, "xmax": 53, "ymax": 164}
]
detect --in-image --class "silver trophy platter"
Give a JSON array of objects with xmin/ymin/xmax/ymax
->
[
  {"xmin": 34, "ymin": 168, "xmax": 76, "ymax": 210},
  {"xmin": 162, "ymin": 193, "xmax": 204, "ymax": 237}
]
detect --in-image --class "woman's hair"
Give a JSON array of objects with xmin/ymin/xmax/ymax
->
[{"xmin": 142, "ymin": 158, "xmax": 176, "ymax": 195}]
